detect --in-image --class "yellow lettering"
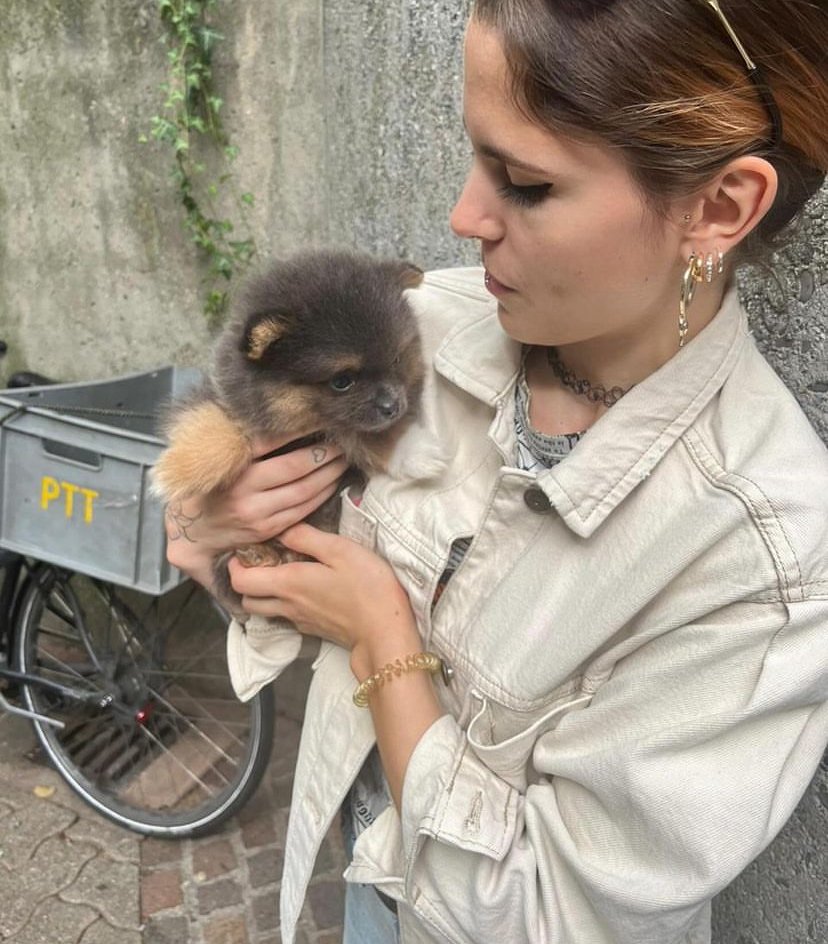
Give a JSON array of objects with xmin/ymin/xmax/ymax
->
[
  {"xmin": 40, "ymin": 477, "xmax": 99, "ymax": 524},
  {"xmin": 80, "ymin": 487, "xmax": 98, "ymax": 524},
  {"xmin": 62, "ymin": 481, "xmax": 79, "ymax": 519},
  {"xmin": 41, "ymin": 476, "xmax": 61, "ymax": 510}
]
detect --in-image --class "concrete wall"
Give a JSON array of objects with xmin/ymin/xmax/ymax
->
[
  {"xmin": 0, "ymin": 0, "xmax": 327, "ymax": 380},
  {"xmin": 0, "ymin": 2, "xmax": 826, "ymax": 940}
]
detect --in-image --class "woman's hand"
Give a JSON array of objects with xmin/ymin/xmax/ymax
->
[
  {"xmin": 165, "ymin": 436, "xmax": 349, "ymax": 588},
  {"xmin": 228, "ymin": 522, "xmax": 441, "ymax": 810},
  {"xmin": 227, "ymin": 523, "xmax": 422, "ymax": 679}
]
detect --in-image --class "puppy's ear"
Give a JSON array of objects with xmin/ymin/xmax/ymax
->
[
  {"xmin": 243, "ymin": 314, "xmax": 292, "ymax": 361},
  {"xmin": 387, "ymin": 261, "xmax": 424, "ymax": 290}
]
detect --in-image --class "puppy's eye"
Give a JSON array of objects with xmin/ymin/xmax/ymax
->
[{"xmin": 329, "ymin": 372, "xmax": 356, "ymax": 392}]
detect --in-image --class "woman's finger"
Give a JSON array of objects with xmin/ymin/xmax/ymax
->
[
  {"xmin": 277, "ymin": 522, "xmax": 350, "ymax": 563},
  {"xmin": 246, "ymin": 440, "xmax": 346, "ymax": 491},
  {"xmin": 227, "ymin": 556, "xmax": 278, "ymax": 597},
  {"xmin": 239, "ymin": 593, "xmax": 288, "ymax": 619},
  {"xmin": 228, "ymin": 554, "xmax": 317, "ymax": 597},
  {"xmin": 257, "ymin": 477, "xmax": 343, "ymax": 536},
  {"xmin": 240, "ymin": 457, "xmax": 349, "ymax": 528}
]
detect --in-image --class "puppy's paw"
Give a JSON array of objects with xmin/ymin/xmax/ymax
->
[
  {"xmin": 235, "ymin": 543, "xmax": 284, "ymax": 567},
  {"xmin": 235, "ymin": 541, "xmax": 311, "ymax": 567}
]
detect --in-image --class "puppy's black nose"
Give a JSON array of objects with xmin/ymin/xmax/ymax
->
[{"xmin": 375, "ymin": 387, "xmax": 404, "ymax": 419}]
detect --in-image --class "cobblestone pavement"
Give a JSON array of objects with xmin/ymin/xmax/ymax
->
[{"xmin": 0, "ymin": 658, "xmax": 347, "ymax": 944}]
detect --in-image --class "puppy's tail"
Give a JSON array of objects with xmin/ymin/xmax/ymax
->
[{"xmin": 151, "ymin": 400, "xmax": 253, "ymax": 502}]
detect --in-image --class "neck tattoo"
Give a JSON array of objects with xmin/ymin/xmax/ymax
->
[{"xmin": 545, "ymin": 347, "xmax": 632, "ymax": 408}]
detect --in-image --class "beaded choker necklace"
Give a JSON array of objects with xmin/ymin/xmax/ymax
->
[{"xmin": 545, "ymin": 347, "xmax": 632, "ymax": 408}]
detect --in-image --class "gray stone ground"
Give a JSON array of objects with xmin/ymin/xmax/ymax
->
[{"xmin": 0, "ymin": 658, "xmax": 343, "ymax": 944}]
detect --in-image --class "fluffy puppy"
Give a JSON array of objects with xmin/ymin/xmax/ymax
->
[{"xmin": 153, "ymin": 249, "xmax": 425, "ymax": 614}]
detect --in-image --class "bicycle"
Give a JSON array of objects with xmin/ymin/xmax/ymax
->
[{"xmin": 0, "ymin": 365, "xmax": 275, "ymax": 838}]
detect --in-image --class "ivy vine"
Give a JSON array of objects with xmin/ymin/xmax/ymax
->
[{"xmin": 145, "ymin": 0, "xmax": 256, "ymax": 323}]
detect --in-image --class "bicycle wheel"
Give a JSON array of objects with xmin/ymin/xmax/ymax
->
[{"xmin": 14, "ymin": 568, "xmax": 274, "ymax": 838}]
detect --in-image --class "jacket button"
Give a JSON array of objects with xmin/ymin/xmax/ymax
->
[{"xmin": 524, "ymin": 486, "xmax": 553, "ymax": 514}]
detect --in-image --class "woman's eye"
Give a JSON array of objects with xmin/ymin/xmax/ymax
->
[
  {"xmin": 497, "ymin": 181, "xmax": 552, "ymax": 208},
  {"xmin": 329, "ymin": 372, "xmax": 356, "ymax": 392}
]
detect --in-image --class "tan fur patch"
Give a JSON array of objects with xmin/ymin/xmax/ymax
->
[
  {"xmin": 328, "ymin": 355, "xmax": 364, "ymax": 375},
  {"xmin": 262, "ymin": 386, "xmax": 319, "ymax": 432},
  {"xmin": 152, "ymin": 401, "xmax": 252, "ymax": 500},
  {"xmin": 399, "ymin": 265, "xmax": 424, "ymax": 289},
  {"xmin": 247, "ymin": 319, "xmax": 287, "ymax": 360},
  {"xmin": 235, "ymin": 543, "xmax": 284, "ymax": 567}
]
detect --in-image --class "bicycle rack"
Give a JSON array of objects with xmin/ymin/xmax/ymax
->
[{"xmin": 0, "ymin": 685, "xmax": 64, "ymax": 728}]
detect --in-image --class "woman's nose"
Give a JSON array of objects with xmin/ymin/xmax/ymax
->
[{"xmin": 450, "ymin": 167, "xmax": 504, "ymax": 242}]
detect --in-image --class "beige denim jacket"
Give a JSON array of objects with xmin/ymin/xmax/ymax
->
[{"xmin": 227, "ymin": 268, "xmax": 828, "ymax": 944}]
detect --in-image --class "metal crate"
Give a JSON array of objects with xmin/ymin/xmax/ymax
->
[{"xmin": 0, "ymin": 366, "xmax": 202, "ymax": 594}]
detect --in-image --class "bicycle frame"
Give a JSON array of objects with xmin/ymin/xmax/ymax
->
[{"xmin": 0, "ymin": 555, "xmax": 109, "ymax": 727}]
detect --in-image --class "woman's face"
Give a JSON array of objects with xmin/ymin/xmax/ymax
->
[{"xmin": 450, "ymin": 19, "xmax": 687, "ymax": 352}]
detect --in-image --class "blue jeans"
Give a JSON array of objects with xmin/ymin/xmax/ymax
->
[{"xmin": 342, "ymin": 804, "xmax": 401, "ymax": 944}]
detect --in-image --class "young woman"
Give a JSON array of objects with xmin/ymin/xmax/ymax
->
[{"xmin": 166, "ymin": 2, "xmax": 828, "ymax": 941}]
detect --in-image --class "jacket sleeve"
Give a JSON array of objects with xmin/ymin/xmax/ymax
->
[{"xmin": 398, "ymin": 596, "xmax": 828, "ymax": 944}]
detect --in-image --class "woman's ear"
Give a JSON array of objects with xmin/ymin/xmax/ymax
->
[{"xmin": 680, "ymin": 156, "xmax": 778, "ymax": 256}]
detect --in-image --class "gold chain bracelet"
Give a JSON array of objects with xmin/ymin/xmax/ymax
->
[{"xmin": 352, "ymin": 652, "xmax": 442, "ymax": 708}]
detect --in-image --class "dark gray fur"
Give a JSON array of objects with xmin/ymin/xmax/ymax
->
[{"xmin": 192, "ymin": 249, "xmax": 424, "ymax": 614}]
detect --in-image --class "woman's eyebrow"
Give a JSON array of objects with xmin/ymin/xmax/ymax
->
[
  {"xmin": 463, "ymin": 118, "xmax": 553, "ymax": 176},
  {"xmin": 475, "ymin": 140, "xmax": 552, "ymax": 176}
]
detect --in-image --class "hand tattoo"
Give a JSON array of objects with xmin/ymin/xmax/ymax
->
[
  {"xmin": 312, "ymin": 447, "xmax": 328, "ymax": 464},
  {"xmin": 165, "ymin": 502, "xmax": 202, "ymax": 543}
]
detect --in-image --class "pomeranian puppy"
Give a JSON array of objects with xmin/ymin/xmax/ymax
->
[{"xmin": 153, "ymin": 249, "xmax": 425, "ymax": 614}]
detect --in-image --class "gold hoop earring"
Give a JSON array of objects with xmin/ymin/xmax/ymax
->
[
  {"xmin": 704, "ymin": 252, "xmax": 715, "ymax": 284},
  {"xmin": 703, "ymin": 249, "xmax": 727, "ymax": 284},
  {"xmin": 679, "ymin": 252, "xmax": 705, "ymax": 349}
]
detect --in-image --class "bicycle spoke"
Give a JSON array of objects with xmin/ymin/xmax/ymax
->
[
  {"xmin": 124, "ymin": 717, "xmax": 232, "ymax": 800},
  {"xmin": 147, "ymin": 684, "xmax": 246, "ymax": 758}
]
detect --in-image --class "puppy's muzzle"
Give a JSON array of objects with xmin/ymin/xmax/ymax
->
[{"xmin": 365, "ymin": 385, "xmax": 407, "ymax": 429}]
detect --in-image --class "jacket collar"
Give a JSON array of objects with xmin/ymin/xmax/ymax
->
[{"xmin": 433, "ymin": 278, "xmax": 750, "ymax": 537}]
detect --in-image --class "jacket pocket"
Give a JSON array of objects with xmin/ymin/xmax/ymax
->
[{"xmin": 467, "ymin": 688, "xmax": 592, "ymax": 792}]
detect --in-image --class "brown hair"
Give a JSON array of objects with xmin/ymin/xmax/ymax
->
[{"xmin": 473, "ymin": 0, "xmax": 828, "ymax": 260}]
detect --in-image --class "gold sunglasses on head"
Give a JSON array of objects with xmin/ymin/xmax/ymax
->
[{"xmin": 703, "ymin": 0, "xmax": 783, "ymax": 147}]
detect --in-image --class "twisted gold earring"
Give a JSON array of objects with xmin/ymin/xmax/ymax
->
[{"xmin": 678, "ymin": 253, "xmax": 705, "ymax": 348}]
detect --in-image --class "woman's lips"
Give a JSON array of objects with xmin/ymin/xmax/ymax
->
[{"xmin": 484, "ymin": 269, "xmax": 513, "ymax": 296}]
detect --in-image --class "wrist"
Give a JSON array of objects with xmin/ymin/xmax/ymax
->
[
  {"xmin": 349, "ymin": 621, "xmax": 423, "ymax": 683},
  {"xmin": 352, "ymin": 651, "xmax": 441, "ymax": 708}
]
